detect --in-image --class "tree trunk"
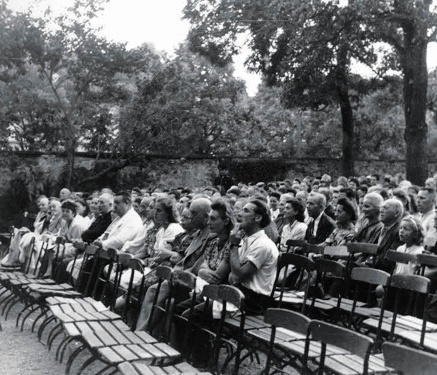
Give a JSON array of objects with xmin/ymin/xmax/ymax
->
[
  {"xmin": 402, "ymin": 22, "xmax": 428, "ymax": 185},
  {"xmin": 336, "ymin": 45, "xmax": 355, "ymax": 177},
  {"xmin": 65, "ymin": 140, "xmax": 76, "ymax": 189}
]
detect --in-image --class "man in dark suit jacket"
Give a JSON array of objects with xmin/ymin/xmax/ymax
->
[
  {"xmin": 305, "ymin": 192, "xmax": 336, "ymax": 244},
  {"xmin": 373, "ymin": 198, "xmax": 404, "ymax": 273}
]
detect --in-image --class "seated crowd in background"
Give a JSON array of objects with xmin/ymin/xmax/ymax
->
[{"xmin": 3, "ymin": 170, "xmax": 437, "ymax": 337}]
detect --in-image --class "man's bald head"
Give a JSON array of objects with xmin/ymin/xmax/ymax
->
[
  {"xmin": 189, "ymin": 198, "xmax": 211, "ymax": 229},
  {"xmin": 98, "ymin": 193, "xmax": 113, "ymax": 215},
  {"xmin": 60, "ymin": 188, "xmax": 71, "ymax": 201}
]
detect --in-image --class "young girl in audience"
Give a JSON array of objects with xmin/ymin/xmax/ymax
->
[
  {"xmin": 375, "ymin": 216, "xmax": 424, "ymax": 311},
  {"xmin": 392, "ymin": 216, "xmax": 424, "ymax": 275}
]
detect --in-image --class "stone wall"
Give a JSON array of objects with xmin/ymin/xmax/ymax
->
[{"xmin": 0, "ymin": 151, "xmax": 435, "ymax": 230}]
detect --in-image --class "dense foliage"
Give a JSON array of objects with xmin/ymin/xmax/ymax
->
[{"xmin": 1, "ymin": 0, "xmax": 437, "ymax": 189}]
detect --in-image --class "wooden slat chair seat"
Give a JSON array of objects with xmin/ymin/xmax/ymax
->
[
  {"xmin": 35, "ymin": 246, "xmax": 115, "ymax": 341},
  {"xmin": 249, "ymin": 309, "xmax": 352, "ymax": 372},
  {"xmin": 0, "ymin": 238, "xmax": 50, "ymax": 319},
  {"xmin": 10, "ymin": 241, "xmax": 86, "ymax": 330},
  {"xmin": 304, "ymin": 320, "xmax": 391, "ymax": 375},
  {"xmin": 62, "ymin": 319, "xmax": 181, "ymax": 375},
  {"xmin": 118, "ymin": 360, "xmax": 212, "ymax": 375},
  {"xmin": 383, "ymin": 341, "xmax": 437, "ymax": 375},
  {"xmin": 362, "ymin": 274, "xmax": 431, "ymax": 346},
  {"xmin": 395, "ymin": 330, "xmax": 437, "ymax": 354}
]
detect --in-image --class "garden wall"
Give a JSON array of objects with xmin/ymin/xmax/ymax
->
[{"xmin": 0, "ymin": 152, "xmax": 434, "ymax": 231}]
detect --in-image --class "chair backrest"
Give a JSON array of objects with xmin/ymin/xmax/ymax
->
[
  {"xmin": 306, "ymin": 320, "xmax": 373, "ymax": 375},
  {"xmin": 323, "ymin": 245, "xmax": 349, "ymax": 258},
  {"xmin": 123, "ymin": 258, "xmax": 146, "ymax": 330},
  {"xmin": 383, "ymin": 342, "xmax": 437, "ymax": 375},
  {"xmin": 114, "ymin": 253, "xmax": 133, "ymax": 289},
  {"xmin": 424, "ymin": 236, "xmax": 437, "ymax": 251},
  {"xmin": 285, "ymin": 239, "xmax": 308, "ymax": 253},
  {"xmin": 347, "ymin": 242, "xmax": 379, "ymax": 256},
  {"xmin": 90, "ymin": 248, "xmax": 119, "ymax": 303},
  {"xmin": 146, "ymin": 266, "xmax": 173, "ymax": 336},
  {"xmin": 386, "ymin": 250, "xmax": 418, "ymax": 275},
  {"xmin": 264, "ymin": 308, "xmax": 311, "ymax": 375},
  {"xmin": 388, "ymin": 274, "xmax": 430, "ymax": 345},
  {"xmin": 30, "ymin": 238, "xmax": 49, "ymax": 276},
  {"xmin": 264, "ymin": 307, "xmax": 311, "ymax": 336},
  {"xmin": 417, "ymin": 253, "xmax": 437, "ymax": 276},
  {"xmin": 310, "ymin": 259, "xmax": 346, "ymax": 314},
  {"xmin": 303, "ymin": 243, "xmax": 325, "ymax": 255},
  {"xmin": 349, "ymin": 267, "xmax": 390, "ymax": 343},
  {"xmin": 275, "ymin": 253, "xmax": 314, "ymax": 312},
  {"xmin": 386, "ymin": 250, "xmax": 417, "ymax": 265}
]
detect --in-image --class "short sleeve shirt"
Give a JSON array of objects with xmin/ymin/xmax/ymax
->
[{"xmin": 238, "ymin": 230, "xmax": 279, "ymax": 296}]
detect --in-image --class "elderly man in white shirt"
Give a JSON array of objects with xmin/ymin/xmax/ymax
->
[{"xmin": 94, "ymin": 191, "xmax": 143, "ymax": 251}]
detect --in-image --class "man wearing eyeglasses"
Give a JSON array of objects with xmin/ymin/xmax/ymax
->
[{"xmin": 229, "ymin": 199, "xmax": 278, "ymax": 315}]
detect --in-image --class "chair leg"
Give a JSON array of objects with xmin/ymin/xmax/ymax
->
[
  {"xmin": 95, "ymin": 364, "xmax": 114, "ymax": 375},
  {"xmin": 21, "ymin": 305, "xmax": 39, "ymax": 331},
  {"xmin": 4, "ymin": 296, "xmax": 21, "ymax": 320},
  {"xmin": 77, "ymin": 354, "xmax": 98, "ymax": 374},
  {"xmin": 58, "ymin": 336, "xmax": 76, "ymax": 363},
  {"xmin": 1, "ymin": 293, "xmax": 17, "ymax": 316},
  {"xmin": 65, "ymin": 342, "xmax": 87, "ymax": 375},
  {"xmin": 38, "ymin": 314, "xmax": 56, "ymax": 341},
  {"xmin": 16, "ymin": 303, "xmax": 33, "ymax": 327},
  {"xmin": 20, "ymin": 304, "xmax": 40, "ymax": 331},
  {"xmin": 31, "ymin": 308, "xmax": 48, "ymax": 332},
  {"xmin": 47, "ymin": 324, "xmax": 64, "ymax": 350}
]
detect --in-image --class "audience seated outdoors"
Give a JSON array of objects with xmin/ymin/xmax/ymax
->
[{"xmin": 7, "ymin": 171, "xmax": 437, "ymax": 372}]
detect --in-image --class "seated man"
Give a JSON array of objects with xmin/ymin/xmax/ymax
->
[
  {"xmin": 228, "ymin": 199, "xmax": 278, "ymax": 315},
  {"xmin": 68, "ymin": 191, "xmax": 142, "ymax": 283},
  {"xmin": 305, "ymin": 192, "xmax": 336, "ymax": 244},
  {"xmin": 136, "ymin": 197, "xmax": 212, "ymax": 332},
  {"xmin": 76, "ymin": 193, "xmax": 114, "ymax": 246},
  {"xmin": 93, "ymin": 191, "xmax": 143, "ymax": 251},
  {"xmin": 373, "ymin": 199, "xmax": 404, "ymax": 272}
]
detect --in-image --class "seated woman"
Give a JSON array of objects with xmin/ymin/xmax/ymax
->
[
  {"xmin": 280, "ymin": 197, "xmax": 307, "ymax": 252},
  {"xmin": 322, "ymin": 197, "xmax": 357, "ymax": 246},
  {"xmin": 11, "ymin": 199, "xmax": 65, "ymax": 273}
]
